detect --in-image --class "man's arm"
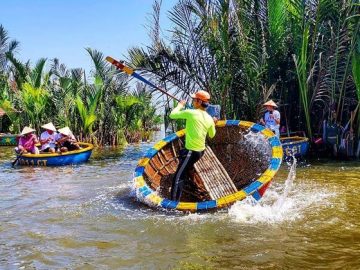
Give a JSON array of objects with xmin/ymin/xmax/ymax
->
[
  {"xmin": 208, "ymin": 123, "xmax": 216, "ymax": 139},
  {"xmin": 169, "ymin": 100, "xmax": 188, "ymax": 120}
]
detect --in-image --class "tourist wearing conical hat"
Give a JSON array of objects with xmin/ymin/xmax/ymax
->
[
  {"xmin": 56, "ymin": 126, "xmax": 80, "ymax": 152},
  {"xmin": 16, "ymin": 126, "xmax": 39, "ymax": 154},
  {"xmin": 169, "ymin": 90, "xmax": 216, "ymax": 201},
  {"xmin": 260, "ymin": 100, "xmax": 281, "ymax": 137},
  {"xmin": 40, "ymin": 122, "xmax": 58, "ymax": 153}
]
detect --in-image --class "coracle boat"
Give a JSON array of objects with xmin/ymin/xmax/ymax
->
[
  {"xmin": 133, "ymin": 120, "xmax": 283, "ymax": 212},
  {"xmin": 0, "ymin": 133, "xmax": 18, "ymax": 146},
  {"xmin": 16, "ymin": 142, "xmax": 94, "ymax": 166},
  {"xmin": 280, "ymin": 136, "xmax": 309, "ymax": 159}
]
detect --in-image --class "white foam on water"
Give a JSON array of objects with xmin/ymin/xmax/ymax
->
[{"xmin": 228, "ymin": 159, "xmax": 336, "ymax": 224}]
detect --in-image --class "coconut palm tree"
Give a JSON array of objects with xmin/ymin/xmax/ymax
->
[{"xmin": 0, "ymin": 24, "xmax": 19, "ymax": 73}]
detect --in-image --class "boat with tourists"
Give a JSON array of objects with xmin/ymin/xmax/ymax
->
[
  {"xmin": 133, "ymin": 120, "xmax": 282, "ymax": 212},
  {"xmin": 15, "ymin": 142, "xmax": 94, "ymax": 166},
  {"xmin": 0, "ymin": 133, "xmax": 18, "ymax": 146},
  {"xmin": 280, "ymin": 136, "xmax": 310, "ymax": 159}
]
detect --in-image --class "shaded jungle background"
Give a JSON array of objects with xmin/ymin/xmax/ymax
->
[{"xmin": 1, "ymin": 0, "xmax": 359, "ymax": 152}]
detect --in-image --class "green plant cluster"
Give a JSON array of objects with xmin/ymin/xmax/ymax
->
[
  {"xmin": 128, "ymin": 0, "xmax": 360, "ymax": 140},
  {"xmin": 0, "ymin": 26, "xmax": 162, "ymax": 145}
]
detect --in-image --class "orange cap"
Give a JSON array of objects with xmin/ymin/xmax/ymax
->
[{"xmin": 190, "ymin": 90, "xmax": 211, "ymax": 102}]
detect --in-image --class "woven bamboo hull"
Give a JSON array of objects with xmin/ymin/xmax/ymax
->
[{"xmin": 133, "ymin": 120, "xmax": 283, "ymax": 212}]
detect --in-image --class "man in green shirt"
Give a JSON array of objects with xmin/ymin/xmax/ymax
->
[{"xmin": 169, "ymin": 90, "xmax": 216, "ymax": 201}]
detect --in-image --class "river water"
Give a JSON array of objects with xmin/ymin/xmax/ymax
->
[{"xmin": 1, "ymin": 144, "xmax": 360, "ymax": 269}]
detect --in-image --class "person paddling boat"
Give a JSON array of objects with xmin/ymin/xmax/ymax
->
[
  {"xmin": 15, "ymin": 126, "xmax": 39, "ymax": 154},
  {"xmin": 169, "ymin": 90, "xmax": 216, "ymax": 201}
]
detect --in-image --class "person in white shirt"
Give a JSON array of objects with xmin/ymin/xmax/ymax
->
[
  {"xmin": 40, "ymin": 122, "xmax": 58, "ymax": 153},
  {"xmin": 260, "ymin": 100, "xmax": 281, "ymax": 137}
]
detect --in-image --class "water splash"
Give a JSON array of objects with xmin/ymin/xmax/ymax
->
[
  {"xmin": 272, "ymin": 158, "xmax": 297, "ymax": 210},
  {"xmin": 243, "ymin": 131, "xmax": 270, "ymax": 153},
  {"xmin": 228, "ymin": 159, "xmax": 334, "ymax": 224}
]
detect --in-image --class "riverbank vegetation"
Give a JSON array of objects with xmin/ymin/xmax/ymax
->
[
  {"xmin": 128, "ymin": 0, "xmax": 359, "ymax": 144},
  {"xmin": 0, "ymin": 26, "xmax": 162, "ymax": 145},
  {"xmin": 1, "ymin": 0, "xmax": 359, "ymax": 151}
]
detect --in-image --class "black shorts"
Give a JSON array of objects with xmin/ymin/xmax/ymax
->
[
  {"xmin": 62, "ymin": 141, "xmax": 78, "ymax": 151},
  {"xmin": 42, "ymin": 147, "xmax": 53, "ymax": 153}
]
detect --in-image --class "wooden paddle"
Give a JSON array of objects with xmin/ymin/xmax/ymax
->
[
  {"xmin": 105, "ymin": 56, "xmax": 221, "ymax": 119},
  {"xmin": 12, "ymin": 151, "xmax": 24, "ymax": 167}
]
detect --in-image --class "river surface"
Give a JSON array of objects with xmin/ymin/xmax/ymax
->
[{"xmin": 1, "ymin": 143, "xmax": 360, "ymax": 269}]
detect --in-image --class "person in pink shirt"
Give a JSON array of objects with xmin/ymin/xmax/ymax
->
[{"xmin": 16, "ymin": 126, "xmax": 40, "ymax": 154}]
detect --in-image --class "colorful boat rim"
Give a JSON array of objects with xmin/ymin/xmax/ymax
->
[
  {"xmin": 133, "ymin": 120, "xmax": 283, "ymax": 212},
  {"xmin": 16, "ymin": 142, "xmax": 94, "ymax": 166},
  {"xmin": 0, "ymin": 134, "xmax": 18, "ymax": 146},
  {"xmin": 281, "ymin": 136, "xmax": 309, "ymax": 158}
]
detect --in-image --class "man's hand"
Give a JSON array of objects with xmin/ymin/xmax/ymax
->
[
  {"xmin": 213, "ymin": 117, "xmax": 218, "ymax": 124},
  {"xmin": 179, "ymin": 100, "xmax": 186, "ymax": 106}
]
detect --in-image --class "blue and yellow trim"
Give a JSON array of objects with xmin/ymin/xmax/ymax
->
[
  {"xmin": 16, "ymin": 142, "xmax": 93, "ymax": 166},
  {"xmin": 20, "ymin": 142, "xmax": 94, "ymax": 158},
  {"xmin": 133, "ymin": 120, "xmax": 283, "ymax": 211},
  {"xmin": 0, "ymin": 134, "xmax": 18, "ymax": 146},
  {"xmin": 280, "ymin": 136, "xmax": 309, "ymax": 158}
]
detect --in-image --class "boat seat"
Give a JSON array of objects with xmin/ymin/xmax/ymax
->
[{"xmin": 193, "ymin": 146, "xmax": 238, "ymax": 200}]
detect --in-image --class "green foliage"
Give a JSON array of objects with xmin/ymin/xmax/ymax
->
[
  {"xmin": 18, "ymin": 82, "xmax": 49, "ymax": 130},
  {"xmin": 2, "ymin": 0, "xmax": 360, "ymax": 146},
  {"xmin": 127, "ymin": 0, "xmax": 360, "ymax": 140},
  {"xmin": 0, "ymin": 25, "xmax": 162, "ymax": 145},
  {"xmin": 353, "ymin": 51, "xmax": 360, "ymax": 100},
  {"xmin": 293, "ymin": 24, "xmax": 312, "ymax": 138},
  {"xmin": 0, "ymin": 99, "xmax": 19, "ymax": 132},
  {"xmin": 75, "ymin": 95, "xmax": 97, "ymax": 135}
]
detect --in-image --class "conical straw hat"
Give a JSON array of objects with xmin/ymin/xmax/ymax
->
[
  {"xmin": 41, "ymin": 122, "xmax": 57, "ymax": 132},
  {"xmin": 263, "ymin": 100, "xmax": 278, "ymax": 107},
  {"xmin": 58, "ymin": 126, "xmax": 72, "ymax": 136},
  {"xmin": 21, "ymin": 126, "xmax": 35, "ymax": 135}
]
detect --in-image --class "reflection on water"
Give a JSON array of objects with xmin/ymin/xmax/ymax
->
[{"xmin": 1, "ymin": 145, "xmax": 360, "ymax": 269}]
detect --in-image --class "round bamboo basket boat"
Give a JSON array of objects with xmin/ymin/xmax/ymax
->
[
  {"xmin": 16, "ymin": 142, "xmax": 93, "ymax": 166},
  {"xmin": 133, "ymin": 120, "xmax": 283, "ymax": 212}
]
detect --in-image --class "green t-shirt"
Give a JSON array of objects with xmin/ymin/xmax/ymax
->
[{"xmin": 169, "ymin": 104, "xmax": 216, "ymax": 151}]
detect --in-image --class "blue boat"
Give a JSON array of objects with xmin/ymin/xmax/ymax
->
[
  {"xmin": 16, "ymin": 143, "xmax": 94, "ymax": 166},
  {"xmin": 280, "ymin": 136, "xmax": 309, "ymax": 159},
  {"xmin": 0, "ymin": 134, "xmax": 18, "ymax": 146}
]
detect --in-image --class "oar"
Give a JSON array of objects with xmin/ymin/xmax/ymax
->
[
  {"xmin": 105, "ymin": 56, "xmax": 221, "ymax": 118},
  {"xmin": 106, "ymin": 56, "xmax": 181, "ymax": 102},
  {"xmin": 12, "ymin": 151, "xmax": 24, "ymax": 167}
]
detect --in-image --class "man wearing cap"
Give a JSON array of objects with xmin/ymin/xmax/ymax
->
[
  {"xmin": 169, "ymin": 90, "xmax": 216, "ymax": 201},
  {"xmin": 16, "ymin": 126, "xmax": 39, "ymax": 154},
  {"xmin": 40, "ymin": 122, "xmax": 58, "ymax": 153},
  {"xmin": 260, "ymin": 100, "xmax": 281, "ymax": 137}
]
